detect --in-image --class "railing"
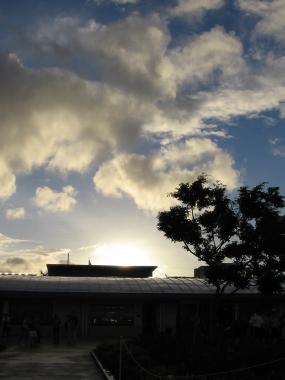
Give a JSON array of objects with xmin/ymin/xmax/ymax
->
[
  {"xmin": 90, "ymin": 350, "xmax": 115, "ymax": 380},
  {"xmin": 121, "ymin": 339, "xmax": 285, "ymax": 379},
  {"xmin": 91, "ymin": 338, "xmax": 285, "ymax": 379}
]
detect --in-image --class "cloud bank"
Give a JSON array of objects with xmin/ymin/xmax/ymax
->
[
  {"xmin": 94, "ymin": 138, "xmax": 238, "ymax": 213},
  {"xmin": 0, "ymin": 8, "xmax": 284, "ymax": 213}
]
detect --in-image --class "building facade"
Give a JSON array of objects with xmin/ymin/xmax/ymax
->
[{"xmin": 0, "ymin": 265, "xmax": 284, "ymax": 338}]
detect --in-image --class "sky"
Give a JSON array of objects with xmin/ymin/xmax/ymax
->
[{"xmin": 0, "ymin": 0, "xmax": 285, "ymax": 276}]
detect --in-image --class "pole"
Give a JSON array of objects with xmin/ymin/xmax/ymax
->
[{"xmin": 119, "ymin": 336, "xmax": 122, "ymax": 380}]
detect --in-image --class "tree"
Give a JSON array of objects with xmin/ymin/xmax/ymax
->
[
  {"xmin": 157, "ymin": 174, "xmax": 285, "ymax": 295},
  {"xmin": 237, "ymin": 183, "xmax": 285, "ymax": 294}
]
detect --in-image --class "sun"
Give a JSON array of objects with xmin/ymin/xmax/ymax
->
[{"xmin": 92, "ymin": 242, "xmax": 151, "ymax": 266}]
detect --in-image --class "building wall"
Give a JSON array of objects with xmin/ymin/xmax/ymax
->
[
  {"xmin": 2, "ymin": 295, "xmax": 285, "ymax": 339},
  {"xmin": 157, "ymin": 303, "xmax": 177, "ymax": 335},
  {"xmin": 2, "ymin": 297, "xmax": 143, "ymax": 338}
]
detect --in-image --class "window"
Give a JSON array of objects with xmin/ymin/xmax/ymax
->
[{"xmin": 89, "ymin": 304, "xmax": 134, "ymax": 326}]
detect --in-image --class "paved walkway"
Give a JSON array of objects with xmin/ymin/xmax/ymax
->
[{"xmin": 0, "ymin": 342, "xmax": 104, "ymax": 379}]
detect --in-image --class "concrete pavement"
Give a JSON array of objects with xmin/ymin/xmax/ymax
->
[{"xmin": 0, "ymin": 341, "xmax": 104, "ymax": 379}]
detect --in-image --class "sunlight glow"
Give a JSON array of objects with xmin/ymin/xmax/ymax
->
[{"xmin": 92, "ymin": 242, "xmax": 152, "ymax": 266}]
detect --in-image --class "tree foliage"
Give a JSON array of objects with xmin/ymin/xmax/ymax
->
[{"xmin": 157, "ymin": 174, "xmax": 285, "ymax": 295}]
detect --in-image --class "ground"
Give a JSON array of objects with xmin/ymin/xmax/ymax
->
[{"xmin": 0, "ymin": 341, "xmax": 104, "ymax": 380}]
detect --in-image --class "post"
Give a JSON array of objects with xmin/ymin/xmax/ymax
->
[{"xmin": 119, "ymin": 335, "xmax": 123, "ymax": 380}]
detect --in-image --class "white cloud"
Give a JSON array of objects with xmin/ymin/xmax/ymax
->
[
  {"xmin": 6, "ymin": 207, "xmax": 26, "ymax": 220},
  {"xmin": 70, "ymin": 14, "xmax": 174, "ymax": 99},
  {"xmin": 28, "ymin": 18, "xmax": 259, "ymax": 131},
  {"xmin": 269, "ymin": 138, "xmax": 285, "ymax": 157},
  {"xmin": 2, "ymin": 13, "xmax": 285, "ymax": 211},
  {"xmin": 27, "ymin": 15, "xmax": 285, "ymax": 212},
  {"xmin": 31, "ymin": 18, "xmax": 243, "ymax": 100},
  {"xmin": 94, "ymin": 138, "xmax": 238, "ymax": 213},
  {"xmin": 0, "ymin": 232, "xmax": 30, "ymax": 246},
  {"xmin": 272, "ymin": 146, "xmax": 285, "ymax": 157},
  {"xmin": 0, "ymin": 52, "xmax": 153, "ymax": 196},
  {"xmin": 169, "ymin": 26, "xmax": 245, "ymax": 87},
  {"xmin": 169, "ymin": 0, "xmax": 224, "ymax": 19},
  {"xmin": 238, "ymin": 0, "xmax": 285, "ymax": 43},
  {"xmin": 0, "ymin": 160, "xmax": 16, "ymax": 200},
  {"xmin": 269, "ymin": 137, "xmax": 283, "ymax": 145},
  {"xmin": 194, "ymin": 55, "xmax": 285, "ymax": 120},
  {"xmin": 0, "ymin": 21, "xmax": 245, "ymax": 203},
  {"xmin": 0, "ymin": 245, "xmax": 67, "ymax": 274},
  {"xmin": 78, "ymin": 244, "xmax": 98, "ymax": 252},
  {"xmin": 92, "ymin": 0, "xmax": 139, "ymax": 4},
  {"xmin": 34, "ymin": 185, "xmax": 77, "ymax": 213},
  {"xmin": 112, "ymin": 0, "xmax": 139, "ymax": 3},
  {"xmin": 0, "ymin": 257, "xmax": 31, "ymax": 273}
]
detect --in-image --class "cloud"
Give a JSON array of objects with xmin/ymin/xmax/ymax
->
[
  {"xmin": 0, "ymin": 160, "xmax": 16, "ymax": 200},
  {"xmin": 0, "ymin": 257, "xmax": 30, "ymax": 273},
  {"xmin": 0, "ymin": 239, "xmax": 69, "ymax": 273},
  {"xmin": 169, "ymin": 0, "xmax": 224, "ymax": 19},
  {"xmin": 2, "ymin": 13, "xmax": 285, "ymax": 211},
  {"xmin": 92, "ymin": 0, "xmax": 139, "ymax": 4},
  {"xmin": 197, "ymin": 54, "xmax": 285, "ymax": 119},
  {"xmin": 79, "ymin": 244, "xmax": 98, "ymax": 251},
  {"xmin": 31, "ymin": 15, "xmax": 175, "ymax": 100},
  {"xmin": 269, "ymin": 138, "xmax": 283, "ymax": 146},
  {"xmin": 6, "ymin": 207, "xmax": 26, "ymax": 220},
  {"xmin": 27, "ymin": 14, "xmax": 285, "ymax": 212},
  {"xmin": 32, "ymin": 16, "xmax": 275, "ymax": 128},
  {"xmin": 31, "ymin": 18, "xmax": 242, "ymax": 101},
  {"xmin": 94, "ymin": 138, "xmax": 238, "ymax": 213},
  {"xmin": 0, "ymin": 234, "xmax": 73, "ymax": 273},
  {"xmin": 169, "ymin": 26, "xmax": 245, "ymax": 87},
  {"xmin": 34, "ymin": 185, "xmax": 77, "ymax": 213},
  {"xmin": 238, "ymin": 0, "xmax": 285, "ymax": 43},
  {"xmin": 0, "ymin": 21, "xmax": 245, "ymax": 203},
  {"xmin": 0, "ymin": 248, "xmax": 65, "ymax": 274},
  {"xmin": 28, "ymin": 18, "xmax": 248, "ymax": 131},
  {"xmin": 272, "ymin": 146, "xmax": 285, "ymax": 157},
  {"xmin": 111, "ymin": 0, "xmax": 139, "ymax": 3},
  {"xmin": 269, "ymin": 138, "xmax": 285, "ymax": 157},
  {"xmin": 14, "ymin": 245, "xmax": 69, "ymax": 257},
  {"xmin": 0, "ymin": 52, "xmax": 153, "ymax": 197},
  {"xmin": 0, "ymin": 233, "xmax": 30, "ymax": 246}
]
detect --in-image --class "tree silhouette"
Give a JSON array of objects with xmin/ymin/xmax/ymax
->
[{"xmin": 157, "ymin": 174, "xmax": 285, "ymax": 295}]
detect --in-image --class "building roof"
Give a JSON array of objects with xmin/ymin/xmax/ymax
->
[
  {"xmin": 0, "ymin": 275, "xmax": 265, "ymax": 296},
  {"xmin": 46, "ymin": 264, "xmax": 157, "ymax": 278}
]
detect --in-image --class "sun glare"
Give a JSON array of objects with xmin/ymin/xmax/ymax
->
[{"xmin": 92, "ymin": 242, "xmax": 151, "ymax": 266}]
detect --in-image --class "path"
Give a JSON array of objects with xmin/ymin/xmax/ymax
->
[{"xmin": 0, "ymin": 342, "xmax": 104, "ymax": 380}]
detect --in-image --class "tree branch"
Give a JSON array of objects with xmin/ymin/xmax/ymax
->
[
  {"xmin": 221, "ymin": 280, "xmax": 231, "ymax": 294},
  {"xmin": 183, "ymin": 240, "xmax": 195, "ymax": 255},
  {"xmin": 216, "ymin": 239, "xmax": 226, "ymax": 252},
  {"xmin": 212, "ymin": 231, "xmax": 217, "ymax": 250},
  {"xmin": 230, "ymin": 287, "xmax": 241, "ymax": 295}
]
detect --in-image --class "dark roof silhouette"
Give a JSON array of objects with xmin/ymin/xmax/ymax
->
[
  {"xmin": 0, "ymin": 275, "xmax": 276, "ymax": 296},
  {"xmin": 47, "ymin": 264, "xmax": 157, "ymax": 278}
]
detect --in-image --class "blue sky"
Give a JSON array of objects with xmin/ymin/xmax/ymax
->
[{"xmin": 0, "ymin": 0, "xmax": 284, "ymax": 276}]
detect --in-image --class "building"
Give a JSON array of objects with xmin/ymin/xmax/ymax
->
[
  {"xmin": 0, "ymin": 264, "xmax": 284, "ymax": 338},
  {"xmin": 46, "ymin": 263, "xmax": 157, "ymax": 278}
]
